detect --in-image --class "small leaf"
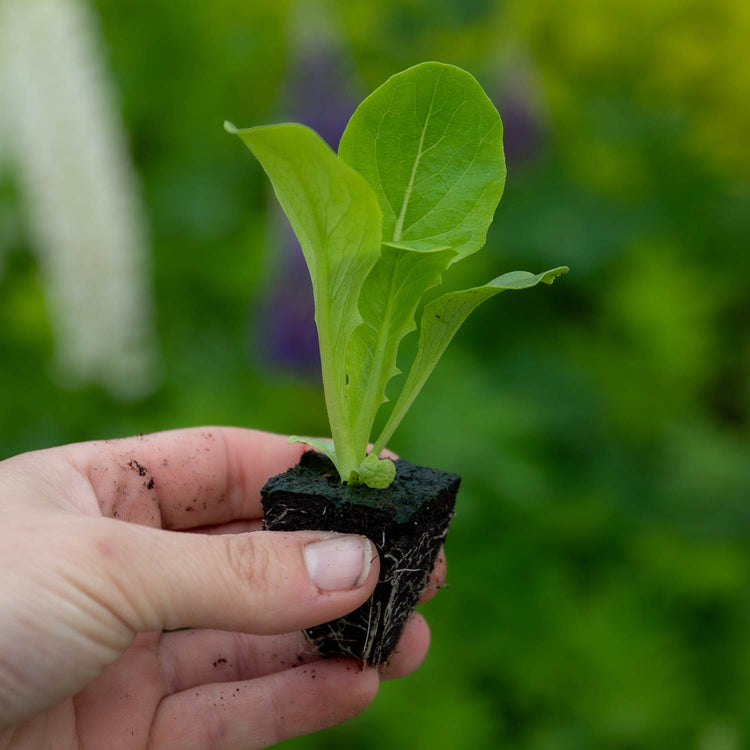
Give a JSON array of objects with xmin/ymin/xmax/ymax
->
[
  {"xmin": 227, "ymin": 122, "xmax": 382, "ymax": 481},
  {"xmin": 373, "ymin": 266, "xmax": 569, "ymax": 454},
  {"xmin": 346, "ymin": 241, "xmax": 456, "ymax": 459},
  {"xmin": 288, "ymin": 436, "xmax": 338, "ymax": 468},
  {"xmin": 338, "ymin": 62, "xmax": 505, "ymax": 260},
  {"xmin": 349, "ymin": 454, "xmax": 396, "ymax": 490}
]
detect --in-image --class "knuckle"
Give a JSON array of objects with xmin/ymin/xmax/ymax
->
[
  {"xmin": 221, "ymin": 533, "xmax": 273, "ymax": 593},
  {"xmin": 219, "ymin": 533, "xmax": 303, "ymax": 633}
]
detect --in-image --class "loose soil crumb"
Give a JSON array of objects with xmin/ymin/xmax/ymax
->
[{"xmin": 127, "ymin": 459, "xmax": 148, "ymax": 477}]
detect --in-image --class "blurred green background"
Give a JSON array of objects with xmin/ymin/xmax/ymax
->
[{"xmin": 2, "ymin": 0, "xmax": 750, "ymax": 747}]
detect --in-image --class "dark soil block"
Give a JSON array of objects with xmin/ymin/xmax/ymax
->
[{"xmin": 261, "ymin": 451, "xmax": 459, "ymax": 665}]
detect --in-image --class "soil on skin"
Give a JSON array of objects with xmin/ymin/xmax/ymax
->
[{"xmin": 261, "ymin": 451, "xmax": 459, "ymax": 665}]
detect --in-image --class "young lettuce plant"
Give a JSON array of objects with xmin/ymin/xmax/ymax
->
[{"xmin": 226, "ymin": 62, "xmax": 567, "ymax": 489}]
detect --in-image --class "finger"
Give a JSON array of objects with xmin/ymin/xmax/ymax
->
[
  {"xmin": 63, "ymin": 427, "xmax": 305, "ymax": 530},
  {"xmin": 159, "ymin": 630, "xmax": 317, "ymax": 692},
  {"xmin": 149, "ymin": 660, "xmax": 379, "ymax": 749},
  {"xmin": 418, "ymin": 546, "xmax": 447, "ymax": 604},
  {"xmin": 158, "ymin": 611, "xmax": 430, "ymax": 692},
  {"xmin": 99, "ymin": 525, "xmax": 381, "ymax": 635},
  {"xmin": 374, "ymin": 445, "xmax": 399, "ymax": 460},
  {"xmin": 380, "ymin": 612, "xmax": 431, "ymax": 680},
  {"xmin": 188, "ymin": 520, "xmax": 263, "ymax": 535},
  {"xmin": 72, "ymin": 633, "xmax": 163, "ymax": 745}
]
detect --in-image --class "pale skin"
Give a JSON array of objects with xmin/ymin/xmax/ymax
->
[{"xmin": 0, "ymin": 428, "xmax": 446, "ymax": 749}]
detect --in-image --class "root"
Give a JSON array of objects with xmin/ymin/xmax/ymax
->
[
  {"xmin": 302, "ymin": 515, "xmax": 453, "ymax": 665},
  {"xmin": 261, "ymin": 452, "xmax": 459, "ymax": 665}
]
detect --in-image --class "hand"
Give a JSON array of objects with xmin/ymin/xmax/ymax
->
[{"xmin": 0, "ymin": 428, "xmax": 444, "ymax": 749}]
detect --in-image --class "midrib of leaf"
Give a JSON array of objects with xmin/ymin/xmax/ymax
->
[
  {"xmin": 314, "ymin": 231, "xmax": 357, "ymax": 478},
  {"xmin": 320, "ymin": 194, "xmax": 375, "ymax": 479},
  {"xmin": 349, "ymin": 256, "xmax": 401, "ymax": 459},
  {"xmin": 392, "ymin": 70, "xmax": 442, "ymax": 242},
  {"xmin": 349, "ymin": 72, "xmax": 443, "ymax": 458},
  {"xmin": 401, "ymin": 119, "xmax": 498, "ymax": 242}
]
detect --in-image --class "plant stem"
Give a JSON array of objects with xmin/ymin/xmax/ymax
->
[
  {"xmin": 349, "ymin": 263, "xmax": 400, "ymax": 461},
  {"xmin": 315, "ymin": 296, "xmax": 356, "ymax": 481}
]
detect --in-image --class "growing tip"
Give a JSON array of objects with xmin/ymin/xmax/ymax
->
[{"xmin": 223, "ymin": 120, "xmax": 238, "ymax": 135}]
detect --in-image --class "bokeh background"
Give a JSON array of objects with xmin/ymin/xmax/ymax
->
[{"xmin": 1, "ymin": 0, "xmax": 750, "ymax": 747}]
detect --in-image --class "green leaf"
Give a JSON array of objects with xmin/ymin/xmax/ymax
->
[
  {"xmin": 337, "ymin": 60, "xmax": 507, "ymax": 465},
  {"xmin": 338, "ymin": 61, "xmax": 505, "ymax": 260},
  {"xmin": 372, "ymin": 266, "xmax": 569, "ymax": 454},
  {"xmin": 226, "ymin": 122, "xmax": 382, "ymax": 480},
  {"xmin": 349, "ymin": 454, "xmax": 396, "ymax": 490},
  {"xmin": 346, "ymin": 241, "xmax": 456, "ymax": 460},
  {"xmin": 287, "ymin": 436, "xmax": 337, "ymax": 468},
  {"xmin": 228, "ymin": 63, "xmax": 567, "ymax": 490}
]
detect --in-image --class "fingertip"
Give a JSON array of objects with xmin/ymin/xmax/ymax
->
[
  {"xmin": 418, "ymin": 546, "xmax": 447, "ymax": 604},
  {"xmin": 150, "ymin": 657, "xmax": 380, "ymax": 748},
  {"xmin": 329, "ymin": 657, "xmax": 381, "ymax": 713},
  {"xmin": 379, "ymin": 611, "xmax": 431, "ymax": 680}
]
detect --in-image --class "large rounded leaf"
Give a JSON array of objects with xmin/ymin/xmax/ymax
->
[{"xmin": 339, "ymin": 61, "xmax": 505, "ymax": 260}]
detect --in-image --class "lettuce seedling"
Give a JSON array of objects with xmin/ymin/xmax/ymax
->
[{"xmin": 227, "ymin": 62, "xmax": 567, "ymax": 489}]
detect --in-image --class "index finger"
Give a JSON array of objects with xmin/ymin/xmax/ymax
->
[{"xmin": 66, "ymin": 427, "xmax": 306, "ymax": 530}]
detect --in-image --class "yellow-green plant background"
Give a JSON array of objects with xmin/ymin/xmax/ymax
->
[{"xmin": 2, "ymin": 1, "xmax": 749, "ymax": 747}]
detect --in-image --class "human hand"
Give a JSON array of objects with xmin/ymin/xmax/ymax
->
[{"xmin": 0, "ymin": 428, "xmax": 444, "ymax": 749}]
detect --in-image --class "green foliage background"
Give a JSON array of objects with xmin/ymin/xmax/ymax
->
[{"xmin": 2, "ymin": 0, "xmax": 749, "ymax": 747}]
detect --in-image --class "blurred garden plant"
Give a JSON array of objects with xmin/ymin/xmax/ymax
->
[
  {"xmin": 0, "ymin": 0, "xmax": 156, "ymax": 399},
  {"xmin": 228, "ymin": 62, "xmax": 567, "ymax": 488}
]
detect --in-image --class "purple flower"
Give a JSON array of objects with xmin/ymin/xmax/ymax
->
[{"xmin": 493, "ymin": 56, "xmax": 547, "ymax": 169}]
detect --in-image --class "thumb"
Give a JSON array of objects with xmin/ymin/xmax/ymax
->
[{"xmin": 98, "ymin": 523, "xmax": 380, "ymax": 635}]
